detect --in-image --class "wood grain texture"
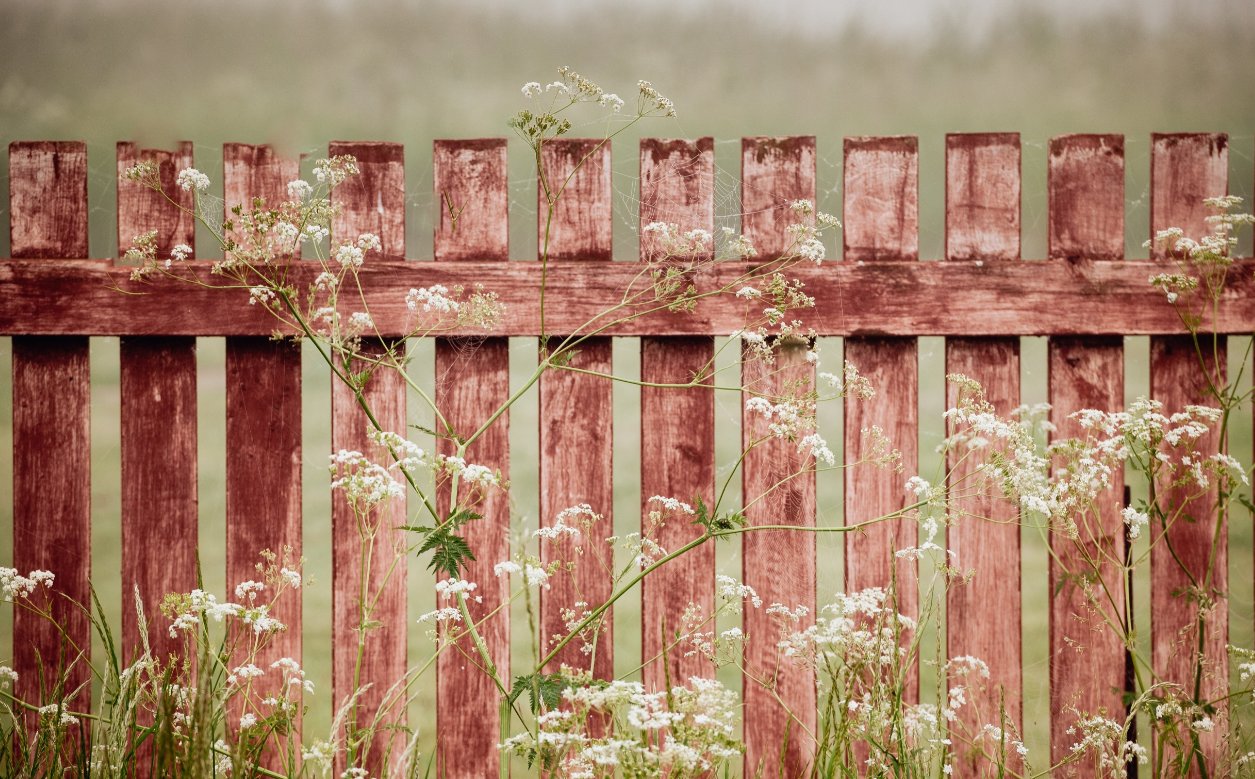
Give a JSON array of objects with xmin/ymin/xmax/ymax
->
[
  {"xmin": 223, "ymin": 142, "xmax": 300, "ymax": 219},
  {"xmin": 742, "ymin": 341, "xmax": 817, "ymax": 776},
  {"xmin": 11, "ymin": 339, "xmax": 91, "ymax": 709},
  {"xmin": 9, "ymin": 142, "xmax": 91, "ymax": 716},
  {"xmin": 329, "ymin": 144, "xmax": 408, "ymax": 775},
  {"xmin": 223, "ymin": 141, "xmax": 303, "ymax": 642},
  {"xmin": 945, "ymin": 133, "xmax": 1020, "ymax": 261},
  {"xmin": 8, "ymin": 258, "xmax": 1255, "ymax": 338},
  {"xmin": 116, "ymin": 142, "xmax": 199, "ymax": 663},
  {"xmin": 639, "ymin": 137, "xmax": 715, "ymax": 260},
  {"xmin": 844, "ymin": 136, "xmax": 919, "ymax": 262},
  {"xmin": 329, "ymin": 142, "xmax": 406, "ymax": 257},
  {"xmin": 741, "ymin": 136, "xmax": 815, "ymax": 259},
  {"xmin": 843, "ymin": 136, "xmax": 920, "ymax": 699},
  {"xmin": 538, "ymin": 139, "xmax": 615, "ymax": 680},
  {"xmin": 639, "ymin": 138, "xmax": 717, "ymax": 692},
  {"xmin": 432, "ymin": 139, "xmax": 511, "ymax": 778},
  {"xmin": 943, "ymin": 134, "xmax": 1022, "ymax": 776},
  {"xmin": 120, "ymin": 336, "xmax": 198, "ymax": 661},
  {"xmin": 434, "ymin": 139, "xmax": 509, "ymax": 262},
  {"xmin": 540, "ymin": 138, "xmax": 612, "ymax": 261},
  {"xmin": 9, "ymin": 141, "xmax": 89, "ymax": 259},
  {"xmin": 1047, "ymin": 337, "xmax": 1125, "ymax": 775},
  {"xmin": 740, "ymin": 137, "xmax": 817, "ymax": 775},
  {"xmin": 1150, "ymin": 134, "xmax": 1229, "ymax": 247},
  {"xmin": 1048, "ymin": 136, "xmax": 1125, "ymax": 260},
  {"xmin": 223, "ymin": 132, "xmax": 305, "ymax": 767},
  {"xmin": 1046, "ymin": 134, "xmax": 1128, "ymax": 775},
  {"xmin": 117, "ymin": 141, "xmax": 194, "ymax": 257},
  {"xmin": 1150, "ymin": 337, "xmax": 1227, "ymax": 770},
  {"xmin": 224, "ymin": 341, "xmax": 302, "ymax": 650},
  {"xmin": 1150, "ymin": 133, "xmax": 1228, "ymax": 773}
]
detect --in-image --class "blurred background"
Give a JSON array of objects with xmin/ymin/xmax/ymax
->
[{"xmin": 1, "ymin": 0, "xmax": 1254, "ymax": 770}]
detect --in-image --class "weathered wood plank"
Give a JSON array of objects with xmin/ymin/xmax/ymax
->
[
  {"xmin": 9, "ymin": 141, "xmax": 89, "ymax": 259},
  {"xmin": 1046, "ymin": 134, "xmax": 1128, "ymax": 776},
  {"xmin": 329, "ymin": 141, "xmax": 406, "ymax": 256},
  {"xmin": 1048, "ymin": 135, "xmax": 1125, "ymax": 260},
  {"xmin": 1150, "ymin": 132, "xmax": 1229, "ymax": 774},
  {"xmin": 117, "ymin": 141, "xmax": 195, "ymax": 260},
  {"xmin": 538, "ymin": 139, "xmax": 615, "ymax": 680},
  {"xmin": 943, "ymin": 133, "xmax": 1023, "ymax": 776},
  {"xmin": 945, "ymin": 133, "xmax": 1020, "ymax": 262},
  {"xmin": 844, "ymin": 136, "xmax": 919, "ymax": 262},
  {"xmin": 843, "ymin": 136, "xmax": 920, "ymax": 699},
  {"xmin": 6, "ymin": 258, "xmax": 1255, "ymax": 338},
  {"xmin": 9, "ymin": 142, "xmax": 91, "ymax": 719},
  {"xmin": 119, "ymin": 337, "xmax": 198, "ymax": 660},
  {"xmin": 117, "ymin": 142, "xmax": 198, "ymax": 664},
  {"xmin": 1047, "ymin": 337, "xmax": 1125, "ymax": 775},
  {"xmin": 639, "ymin": 138, "xmax": 716, "ymax": 692},
  {"xmin": 432, "ymin": 139, "xmax": 511, "ymax": 778},
  {"xmin": 221, "ymin": 144, "xmax": 304, "ymax": 761},
  {"xmin": 741, "ymin": 136, "xmax": 817, "ymax": 775},
  {"xmin": 741, "ymin": 136, "xmax": 816, "ymax": 259},
  {"xmin": 328, "ymin": 142, "xmax": 409, "ymax": 774},
  {"xmin": 223, "ymin": 142, "xmax": 300, "ymax": 215},
  {"xmin": 435, "ymin": 139, "xmax": 510, "ymax": 262}
]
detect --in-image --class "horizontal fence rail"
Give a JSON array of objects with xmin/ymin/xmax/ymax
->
[
  {"xmin": 3, "ymin": 132, "xmax": 1252, "ymax": 777},
  {"xmin": 5, "ymin": 258, "xmax": 1255, "ymax": 337}
]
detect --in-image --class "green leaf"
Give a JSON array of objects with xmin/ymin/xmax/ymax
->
[
  {"xmin": 690, "ymin": 495, "xmax": 746, "ymax": 536},
  {"xmin": 446, "ymin": 508, "xmax": 483, "ymax": 529},
  {"xmin": 508, "ymin": 673, "xmax": 567, "ymax": 714},
  {"xmin": 417, "ymin": 525, "xmax": 476, "ymax": 578}
]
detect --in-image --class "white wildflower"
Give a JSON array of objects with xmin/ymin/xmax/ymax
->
[
  {"xmin": 176, "ymin": 167, "xmax": 210, "ymax": 193},
  {"xmin": 286, "ymin": 179, "xmax": 313, "ymax": 201}
]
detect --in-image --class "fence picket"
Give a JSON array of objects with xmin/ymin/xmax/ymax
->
[
  {"xmin": 537, "ymin": 139, "xmax": 616, "ymax": 681},
  {"xmin": 943, "ymin": 133, "xmax": 1024, "ymax": 774},
  {"xmin": 842, "ymin": 136, "xmax": 921, "ymax": 697},
  {"xmin": 1046, "ymin": 134, "xmax": 1128, "ymax": 775},
  {"xmin": 432, "ymin": 138, "xmax": 512, "ymax": 777},
  {"xmin": 9, "ymin": 141, "xmax": 92, "ymax": 715},
  {"xmin": 221, "ymin": 144, "xmax": 304, "ymax": 755},
  {"xmin": 740, "ymin": 135, "xmax": 818, "ymax": 775},
  {"xmin": 1149, "ymin": 132, "xmax": 1229, "ymax": 773},
  {"xmin": 328, "ymin": 141, "xmax": 410, "ymax": 772},
  {"xmin": 638, "ymin": 137, "xmax": 717, "ymax": 692},
  {"xmin": 117, "ymin": 141, "xmax": 199, "ymax": 663}
]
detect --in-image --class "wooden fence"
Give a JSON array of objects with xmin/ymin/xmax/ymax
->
[{"xmin": 2, "ymin": 133, "xmax": 1253, "ymax": 777}]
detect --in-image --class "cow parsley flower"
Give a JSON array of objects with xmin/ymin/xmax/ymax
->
[
  {"xmin": 176, "ymin": 167, "xmax": 211, "ymax": 193},
  {"xmin": 287, "ymin": 179, "xmax": 313, "ymax": 201}
]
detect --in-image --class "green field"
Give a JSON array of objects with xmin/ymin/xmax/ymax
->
[{"xmin": 1, "ymin": 0, "xmax": 1254, "ymax": 770}]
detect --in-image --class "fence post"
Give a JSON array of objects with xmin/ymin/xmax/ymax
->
[
  {"xmin": 221, "ymin": 143, "xmax": 304, "ymax": 756},
  {"xmin": 1046, "ymin": 133, "xmax": 1128, "ymax": 774},
  {"xmin": 1149, "ymin": 132, "xmax": 1229, "ymax": 771},
  {"xmin": 740, "ymin": 135, "xmax": 819, "ymax": 775},
  {"xmin": 432, "ymin": 138, "xmax": 512, "ymax": 776},
  {"xmin": 638, "ymin": 136, "xmax": 717, "ymax": 692},
  {"xmin": 328, "ymin": 141, "xmax": 409, "ymax": 774},
  {"xmin": 9, "ymin": 141, "xmax": 92, "ymax": 718},
  {"xmin": 117, "ymin": 141, "xmax": 199, "ymax": 665},
  {"xmin": 944, "ymin": 132, "xmax": 1025, "ymax": 774},
  {"xmin": 537, "ymin": 138, "xmax": 616, "ymax": 681},
  {"xmin": 842, "ymin": 135, "xmax": 921, "ymax": 695}
]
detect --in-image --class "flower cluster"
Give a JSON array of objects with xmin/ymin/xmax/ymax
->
[
  {"xmin": 1146, "ymin": 195, "xmax": 1253, "ymax": 304},
  {"xmin": 500, "ymin": 674, "xmax": 741, "ymax": 776},
  {"xmin": 0, "ymin": 567, "xmax": 54, "ymax": 601},
  {"xmin": 329, "ymin": 448, "xmax": 407, "ymax": 512}
]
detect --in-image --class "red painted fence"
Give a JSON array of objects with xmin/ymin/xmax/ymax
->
[{"xmin": 3, "ymin": 132, "xmax": 1251, "ymax": 777}]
